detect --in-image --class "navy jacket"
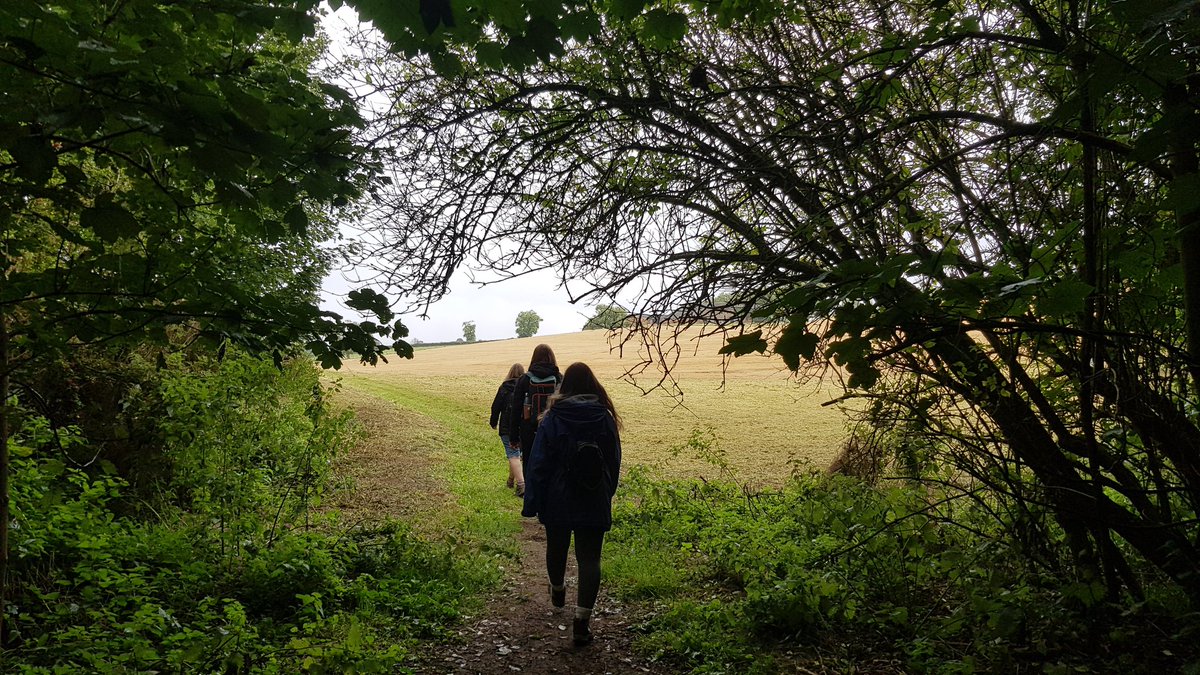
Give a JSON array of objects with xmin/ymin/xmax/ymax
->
[
  {"xmin": 489, "ymin": 378, "xmax": 518, "ymax": 438},
  {"xmin": 521, "ymin": 395, "xmax": 621, "ymax": 531}
]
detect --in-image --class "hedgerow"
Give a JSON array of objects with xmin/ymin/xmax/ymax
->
[
  {"xmin": 608, "ymin": 467, "xmax": 1200, "ymax": 673},
  {"xmin": 5, "ymin": 350, "xmax": 487, "ymax": 673}
]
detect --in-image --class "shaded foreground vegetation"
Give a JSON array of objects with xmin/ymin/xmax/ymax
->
[
  {"xmin": 5, "ymin": 350, "xmax": 492, "ymax": 673},
  {"xmin": 6, "ymin": 351, "xmax": 1200, "ymax": 673},
  {"xmin": 609, "ymin": 468, "xmax": 1200, "ymax": 673}
]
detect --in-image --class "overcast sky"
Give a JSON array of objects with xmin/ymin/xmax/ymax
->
[
  {"xmin": 314, "ymin": 6, "xmax": 602, "ymax": 343},
  {"xmin": 321, "ymin": 267, "xmax": 592, "ymax": 344}
]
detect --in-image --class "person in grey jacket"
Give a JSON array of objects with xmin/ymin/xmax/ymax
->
[{"xmin": 521, "ymin": 362, "xmax": 622, "ymax": 647}]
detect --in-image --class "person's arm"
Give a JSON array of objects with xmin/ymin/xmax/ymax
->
[
  {"xmin": 521, "ymin": 415, "xmax": 553, "ymax": 517},
  {"xmin": 489, "ymin": 384, "xmax": 505, "ymax": 429},
  {"xmin": 607, "ymin": 417, "xmax": 622, "ymax": 497},
  {"xmin": 507, "ymin": 376, "xmax": 527, "ymax": 445}
]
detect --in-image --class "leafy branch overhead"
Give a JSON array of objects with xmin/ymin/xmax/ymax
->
[
  {"xmin": 0, "ymin": 0, "xmax": 410, "ymax": 367},
  {"xmin": 344, "ymin": 0, "xmax": 1200, "ymax": 605},
  {"xmin": 341, "ymin": 0, "xmax": 716, "ymax": 75}
]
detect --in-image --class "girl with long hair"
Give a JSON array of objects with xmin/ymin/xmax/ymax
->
[
  {"xmin": 521, "ymin": 362, "xmax": 622, "ymax": 646},
  {"xmin": 489, "ymin": 362, "xmax": 526, "ymax": 495},
  {"xmin": 506, "ymin": 344, "xmax": 563, "ymax": 475}
]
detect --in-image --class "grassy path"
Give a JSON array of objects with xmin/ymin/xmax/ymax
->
[
  {"xmin": 333, "ymin": 373, "xmax": 678, "ymax": 675},
  {"xmin": 335, "ymin": 373, "xmax": 523, "ymax": 553}
]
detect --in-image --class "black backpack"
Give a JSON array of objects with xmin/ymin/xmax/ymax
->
[{"xmin": 566, "ymin": 439, "xmax": 609, "ymax": 492}]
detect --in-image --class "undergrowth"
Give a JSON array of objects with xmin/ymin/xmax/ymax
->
[
  {"xmin": 607, "ymin": 467, "xmax": 1200, "ymax": 674},
  {"xmin": 4, "ymin": 350, "xmax": 493, "ymax": 673}
]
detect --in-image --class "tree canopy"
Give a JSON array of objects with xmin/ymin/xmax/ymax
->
[
  {"xmin": 583, "ymin": 305, "xmax": 629, "ymax": 331},
  {"xmin": 515, "ymin": 310, "xmax": 542, "ymax": 338},
  {"xmin": 1, "ymin": 0, "xmax": 411, "ymax": 369},
  {"xmin": 0, "ymin": 0, "xmax": 416, "ymax": 627},
  {"xmin": 339, "ymin": 0, "xmax": 1200, "ymax": 604}
]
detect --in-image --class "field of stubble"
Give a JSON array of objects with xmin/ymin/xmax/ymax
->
[{"xmin": 336, "ymin": 327, "xmax": 849, "ymax": 487}]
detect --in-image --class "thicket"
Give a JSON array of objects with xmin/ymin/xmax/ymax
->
[
  {"xmin": 344, "ymin": 0, "xmax": 1200, "ymax": 611},
  {"xmin": 608, "ymin": 468, "xmax": 1200, "ymax": 674},
  {"xmin": 5, "ymin": 349, "xmax": 485, "ymax": 673}
]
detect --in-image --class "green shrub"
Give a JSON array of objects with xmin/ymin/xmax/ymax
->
[
  {"xmin": 4, "ymin": 351, "xmax": 484, "ymax": 672},
  {"xmin": 609, "ymin": 469, "xmax": 1200, "ymax": 673}
]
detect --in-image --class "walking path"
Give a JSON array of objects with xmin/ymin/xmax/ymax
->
[
  {"xmin": 332, "ymin": 385, "xmax": 676, "ymax": 675},
  {"xmin": 413, "ymin": 516, "xmax": 673, "ymax": 675}
]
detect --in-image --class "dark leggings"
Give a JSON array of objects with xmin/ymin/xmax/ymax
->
[{"xmin": 544, "ymin": 526, "xmax": 605, "ymax": 610}]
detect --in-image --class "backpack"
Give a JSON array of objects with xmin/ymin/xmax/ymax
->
[
  {"xmin": 523, "ymin": 373, "xmax": 559, "ymax": 421},
  {"xmin": 565, "ymin": 439, "xmax": 609, "ymax": 492}
]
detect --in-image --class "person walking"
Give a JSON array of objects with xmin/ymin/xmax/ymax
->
[
  {"xmin": 507, "ymin": 343, "xmax": 563, "ymax": 462},
  {"xmin": 521, "ymin": 362, "xmax": 622, "ymax": 647},
  {"xmin": 490, "ymin": 363, "xmax": 526, "ymax": 495}
]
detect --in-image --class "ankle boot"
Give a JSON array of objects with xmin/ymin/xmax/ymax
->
[{"xmin": 571, "ymin": 616, "xmax": 592, "ymax": 646}]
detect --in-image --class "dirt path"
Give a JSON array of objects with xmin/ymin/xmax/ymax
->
[
  {"xmin": 413, "ymin": 516, "xmax": 677, "ymax": 675},
  {"xmin": 332, "ymin": 385, "xmax": 679, "ymax": 675}
]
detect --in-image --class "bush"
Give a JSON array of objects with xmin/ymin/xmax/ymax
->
[
  {"xmin": 608, "ymin": 470, "xmax": 1200, "ymax": 673},
  {"xmin": 4, "ymin": 350, "xmax": 486, "ymax": 672}
]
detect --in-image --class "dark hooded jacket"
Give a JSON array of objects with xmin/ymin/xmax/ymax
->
[
  {"xmin": 521, "ymin": 395, "xmax": 621, "ymax": 531},
  {"xmin": 507, "ymin": 361, "xmax": 563, "ymax": 451},
  {"xmin": 489, "ymin": 378, "xmax": 518, "ymax": 438}
]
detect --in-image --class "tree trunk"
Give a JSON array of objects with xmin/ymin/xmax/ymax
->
[
  {"xmin": 1, "ymin": 311, "xmax": 9, "ymax": 646},
  {"xmin": 1167, "ymin": 79, "xmax": 1200, "ymax": 387},
  {"xmin": 926, "ymin": 325, "xmax": 1200, "ymax": 604}
]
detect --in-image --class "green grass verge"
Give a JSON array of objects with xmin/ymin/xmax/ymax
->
[{"xmin": 338, "ymin": 373, "xmax": 523, "ymax": 560}]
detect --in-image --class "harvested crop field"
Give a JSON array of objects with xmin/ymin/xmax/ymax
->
[{"xmin": 337, "ymin": 327, "xmax": 849, "ymax": 487}]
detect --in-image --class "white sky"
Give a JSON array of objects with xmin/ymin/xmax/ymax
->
[
  {"xmin": 315, "ymin": 5, "xmax": 591, "ymax": 343},
  {"xmin": 321, "ymin": 266, "xmax": 592, "ymax": 343}
]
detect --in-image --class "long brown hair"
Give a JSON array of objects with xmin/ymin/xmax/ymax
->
[
  {"xmin": 504, "ymin": 363, "xmax": 525, "ymax": 380},
  {"xmin": 529, "ymin": 343, "xmax": 557, "ymax": 369},
  {"xmin": 554, "ymin": 362, "xmax": 622, "ymax": 430}
]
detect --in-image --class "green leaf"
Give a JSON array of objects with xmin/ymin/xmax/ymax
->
[
  {"xmin": 640, "ymin": 9, "xmax": 687, "ymax": 45},
  {"xmin": 428, "ymin": 48, "xmax": 465, "ymax": 77},
  {"xmin": 609, "ymin": 0, "xmax": 647, "ymax": 21},
  {"xmin": 1037, "ymin": 279, "xmax": 1093, "ymax": 318},
  {"xmin": 218, "ymin": 79, "xmax": 273, "ymax": 129},
  {"xmin": 274, "ymin": 8, "xmax": 316, "ymax": 41},
  {"xmin": 81, "ymin": 204, "xmax": 140, "ymax": 243},
  {"xmin": 392, "ymin": 339, "xmax": 415, "ymax": 359},
  {"xmin": 560, "ymin": 11, "xmax": 602, "ymax": 41},
  {"xmin": 1165, "ymin": 174, "xmax": 1200, "ymax": 216},
  {"xmin": 10, "ymin": 135, "xmax": 57, "ymax": 183},
  {"xmin": 284, "ymin": 204, "xmax": 309, "ymax": 235},
  {"xmin": 825, "ymin": 335, "xmax": 870, "ymax": 368},
  {"xmin": 43, "ymin": 459, "xmax": 66, "ymax": 477},
  {"xmin": 774, "ymin": 319, "xmax": 819, "ymax": 371},
  {"xmin": 419, "ymin": 0, "xmax": 455, "ymax": 34},
  {"xmin": 846, "ymin": 361, "xmax": 880, "ymax": 389},
  {"xmin": 346, "ymin": 287, "xmax": 395, "ymax": 323},
  {"xmin": 486, "ymin": 0, "xmax": 526, "ymax": 29},
  {"xmin": 719, "ymin": 330, "xmax": 767, "ymax": 356},
  {"xmin": 475, "ymin": 41, "xmax": 505, "ymax": 68}
]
